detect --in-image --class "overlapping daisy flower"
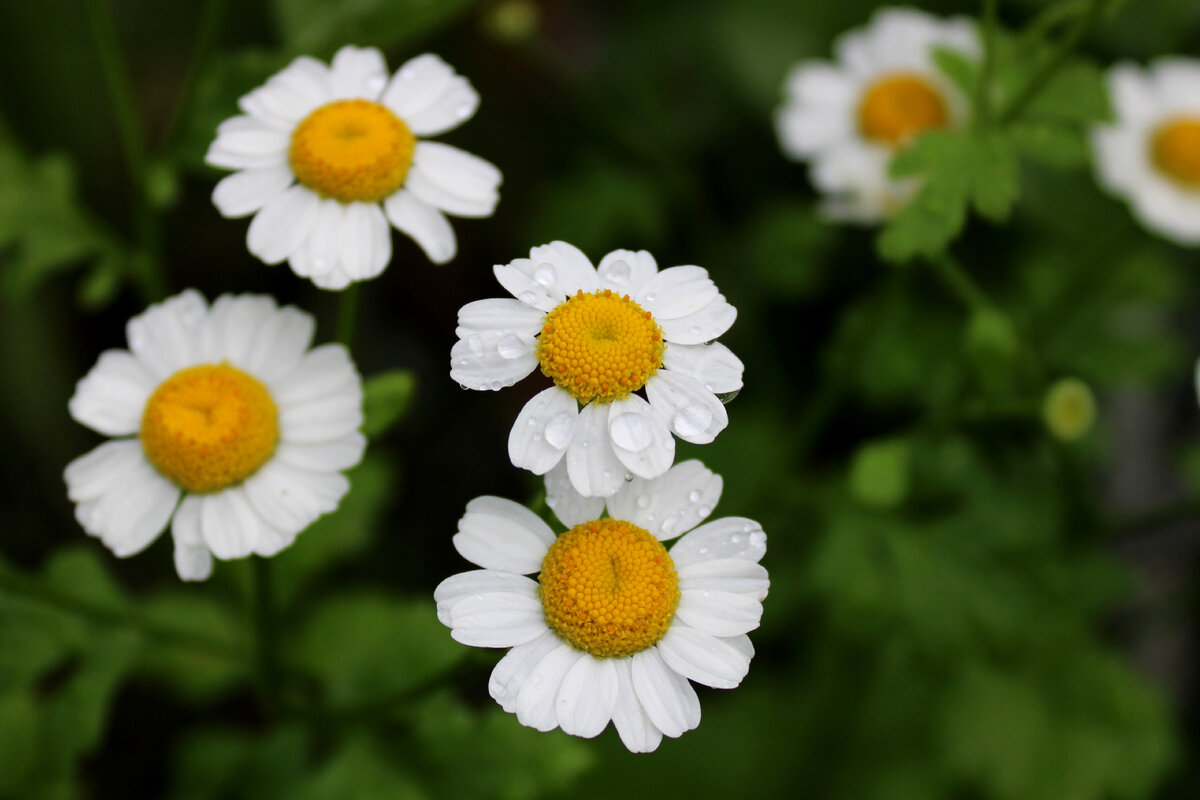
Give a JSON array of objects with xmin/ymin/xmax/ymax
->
[
  {"xmin": 450, "ymin": 241, "xmax": 742, "ymax": 498},
  {"xmin": 775, "ymin": 7, "xmax": 978, "ymax": 221},
  {"xmin": 206, "ymin": 45, "xmax": 501, "ymax": 289},
  {"xmin": 434, "ymin": 460, "xmax": 768, "ymax": 752},
  {"xmin": 1091, "ymin": 58, "xmax": 1200, "ymax": 245},
  {"xmin": 64, "ymin": 290, "xmax": 365, "ymax": 580}
]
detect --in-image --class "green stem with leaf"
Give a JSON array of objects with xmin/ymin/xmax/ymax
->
[{"xmin": 999, "ymin": 0, "xmax": 1103, "ymax": 124}]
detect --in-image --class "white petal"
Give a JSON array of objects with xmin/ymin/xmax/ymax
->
[
  {"xmin": 449, "ymin": 330, "xmax": 538, "ymax": 391},
  {"xmin": 606, "ymin": 459, "xmax": 722, "ymax": 540},
  {"xmin": 645, "ymin": 371, "xmax": 728, "ymax": 445},
  {"xmin": 247, "ymin": 185, "xmax": 321, "ymax": 265},
  {"xmin": 329, "ymin": 46, "xmax": 388, "ymax": 99},
  {"xmin": 670, "ymin": 517, "xmax": 766, "ymax": 568},
  {"xmin": 271, "ymin": 343, "xmax": 360, "ymax": 406},
  {"xmin": 268, "ymin": 55, "xmax": 332, "ymax": 113},
  {"xmin": 125, "ymin": 289, "xmax": 208, "ymax": 379},
  {"xmin": 455, "ymin": 298, "xmax": 544, "ymax": 339},
  {"xmin": 662, "ymin": 342, "xmax": 743, "ymax": 395},
  {"xmin": 453, "ymin": 495, "xmax": 555, "ymax": 573},
  {"xmin": 610, "ymin": 658, "xmax": 664, "ymax": 753},
  {"xmin": 489, "ymin": 630, "xmax": 563, "ymax": 713},
  {"xmin": 434, "ymin": 569, "xmax": 539, "ymax": 625},
  {"xmin": 676, "ymin": 588, "xmax": 763, "ymax": 637},
  {"xmin": 564, "ymin": 402, "xmax": 627, "ymax": 498},
  {"xmin": 239, "ymin": 304, "xmax": 315, "ymax": 384},
  {"xmin": 492, "ymin": 259, "xmax": 556, "ymax": 313},
  {"xmin": 237, "ymin": 82, "xmax": 312, "ymax": 130},
  {"xmin": 241, "ymin": 459, "xmax": 349, "ymax": 536},
  {"xmin": 657, "ymin": 626, "xmax": 752, "ymax": 690},
  {"xmin": 657, "ymin": 295, "xmax": 737, "ymax": 345},
  {"xmin": 380, "ymin": 54, "xmax": 457, "ymax": 121},
  {"xmin": 635, "ymin": 266, "xmax": 719, "ymax": 320},
  {"xmin": 544, "ymin": 459, "xmax": 605, "ymax": 528},
  {"xmin": 274, "ymin": 434, "xmax": 365, "ymax": 472},
  {"xmin": 64, "ymin": 439, "xmax": 144, "ymax": 503},
  {"xmin": 403, "ymin": 76, "xmax": 479, "ymax": 137},
  {"xmin": 630, "ymin": 648, "xmax": 701, "ymax": 737},
  {"xmin": 207, "ymin": 116, "xmax": 290, "ymax": 160},
  {"xmin": 211, "ymin": 165, "xmax": 295, "ymax": 218},
  {"xmin": 407, "ymin": 142, "xmax": 501, "ymax": 218},
  {"xmin": 596, "ymin": 249, "xmax": 659, "ymax": 294},
  {"xmin": 201, "ymin": 293, "xmax": 277, "ymax": 366},
  {"xmin": 514, "ymin": 644, "xmax": 583, "ymax": 732},
  {"xmin": 335, "ymin": 202, "xmax": 391, "ymax": 283},
  {"xmin": 527, "ymin": 241, "xmax": 601, "ymax": 298},
  {"xmin": 198, "ymin": 487, "xmax": 260, "ymax": 560},
  {"xmin": 68, "ymin": 350, "xmax": 156, "ymax": 436},
  {"xmin": 508, "ymin": 386, "xmax": 578, "ymax": 475},
  {"xmin": 607, "ymin": 393, "xmax": 674, "ymax": 481},
  {"xmin": 448, "ymin": 591, "xmax": 547, "ymax": 648},
  {"xmin": 78, "ymin": 454, "xmax": 179, "ymax": 558},
  {"xmin": 170, "ymin": 495, "xmax": 212, "ymax": 581},
  {"xmin": 557, "ymin": 656, "xmax": 618, "ymax": 738},
  {"xmin": 384, "ymin": 189, "xmax": 456, "ymax": 264},
  {"xmin": 679, "ymin": 558, "xmax": 770, "ymax": 600},
  {"xmin": 251, "ymin": 518, "xmax": 297, "ymax": 557},
  {"xmin": 288, "ymin": 199, "xmax": 344, "ymax": 283}
]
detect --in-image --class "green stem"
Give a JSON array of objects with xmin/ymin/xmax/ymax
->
[
  {"xmin": 929, "ymin": 252, "xmax": 990, "ymax": 311},
  {"xmin": 976, "ymin": 0, "xmax": 998, "ymax": 124},
  {"xmin": 84, "ymin": 0, "xmax": 165, "ymax": 303},
  {"xmin": 155, "ymin": 0, "xmax": 228, "ymax": 154},
  {"xmin": 999, "ymin": 0, "xmax": 1103, "ymax": 124},
  {"xmin": 337, "ymin": 283, "xmax": 361, "ymax": 348},
  {"xmin": 0, "ymin": 564, "xmax": 241, "ymax": 658},
  {"xmin": 251, "ymin": 557, "xmax": 282, "ymax": 716},
  {"xmin": 1016, "ymin": 0, "xmax": 1089, "ymax": 50}
]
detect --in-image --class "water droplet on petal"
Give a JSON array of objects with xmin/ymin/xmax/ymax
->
[
  {"xmin": 750, "ymin": 531, "xmax": 766, "ymax": 547},
  {"xmin": 497, "ymin": 333, "xmax": 525, "ymax": 359},
  {"xmin": 610, "ymin": 412, "xmax": 653, "ymax": 451},
  {"xmin": 645, "ymin": 292, "xmax": 657, "ymax": 303},
  {"xmin": 673, "ymin": 405, "xmax": 713, "ymax": 438},
  {"xmin": 688, "ymin": 325, "xmax": 702, "ymax": 337},
  {"xmin": 660, "ymin": 516, "xmax": 678, "ymax": 534},
  {"xmin": 518, "ymin": 290, "xmax": 538, "ymax": 305},
  {"xmin": 743, "ymin": 522, "xmax": 756, "ymax": 532},
  {"xmin": 687, "ymin": 489, "xmax": 701, "ymax": 503},
  {"xmin": 624, "ymin": 471, "xmax": 634, "ymax": 482},
  {"xmin": 544, "ymin": 413, "xmax": 574, "ymax": 449},
  {"xmin": 731, "ymin": 533, "xmax": 742, "ymax": 544},
  {"xmin": 698, "ymin": 505, "xmax": 712, "ymax": 517},
  {"xmin": 367, "ymin": 75, "xmax": 386, "ymax": 93},
  {"xmin": 698, "ymin": 546, "xmax": 709, "ymax": 555},
  {"xmin": 605, "ymin": 259, "xmax": 632, "ymax": 284},
  {"xmin": 467, "ymin": 334, "xmax": 484, "ymax": 355},
  {"xmin": 534, "ymin": 262, "xmax": 557, "ymax": 286},
  {"xmin": 636, "ymin": 494, "xmax": 651, "ymax": 508},
  {"xmin": 716, "ymin": 389, "xmax": 741, "ymax": 405}
]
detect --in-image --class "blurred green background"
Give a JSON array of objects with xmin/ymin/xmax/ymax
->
[{"xmin": 2, "ymin": 0, "xmax": 1200, "ymax": 797}]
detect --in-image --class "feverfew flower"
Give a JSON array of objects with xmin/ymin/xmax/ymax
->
[
  {"xmin": 1092, "ymin": 59, "xmax": 1200, "ymax": 245},
  {"xmin": 775, "ymin": 7, "xmax": 978, "ymax": 221},
  {"xmin": 64, "ymin": 291, "xmax": 365, "ymax": 580},
  {"xmin": 206, "ymin": 46, "xmax": 501, "ymax": 289},
  {"xmin": 434, "ymin": 460, "xmax": 768, "ymax": 752},
  {"xmin": 450, "ymin": 242, "xmax": 743, "ymax": 498}
]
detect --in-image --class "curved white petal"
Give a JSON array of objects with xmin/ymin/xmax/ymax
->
[
  {"xmin": 448, "ymin": 591, "xmax": 547, "ymax": 648},
  {"xmin": 527, "ymin": 241, "xmax": 600, "ymax": 299},
  {"xmin": 630, "ymin": 648, "xmax": 701, "ymax": 737},
  {"xmin": 670, "ymin": 517, "xmax": 767, "ymax": 568},
  {"xmin": 607, "ymin": 393, "xmax": 674, "ymax": 481},
  {"xmin": 657, "ymin": 626, "xmax": 752, "ymax": 690},
  {"xmin": 268, "ymin": 55, "xmax": 332, "ymax": 115},
  {"xmin": 237, "ymin": 82, "xmax": 312, "ymax": 130},
  {"xmin": 606, "ymin": 459, "xmax": 722, "ymax": 541},
  {"xmin": 564, "ymin": 402, "xmax": 627, "ymax": 498},
  {"xmin": 380, "ymin": 54, "xmax": 467, "ymax": 129},
  {"xmin": 453, "ymin": 495, "xmax": 555, "ymax": 573},
  {"xmin": 278, "ymin": 388, "xmax": 363, "ymax": 445},
  {"xmin": 610, "ymin": 658, "xmax": 664, "ymax": 753},
  {"xmin": 247, "ymin": 184, "xmax": 321, "ymax": 265},
  {"xmin": 329, "ymin": 45, "xmax": 388, "ymax": 99},
  {"xmin": 450, "ymin": 330, "xmax": 538, "ymax": 391},
  {"xmin": 65, "ymin": 439, "xmax": 144, "ymax": 504},
  {"xmin": 241, "ymin": 459, "xmax": 349, "ymax": 536},
  {"xmin": 658, "ymin": 295, "xmax": 737, "ymax": 345},
  {"xmin": 125, "ymin": 289, "xmax": 208, "ymax": 379},
  {"xmin": 489, "ymin": 630, "xmax": 563, "ymax": 713},
  {"xmin": 71, "ymin": 450, "xmax": 179, "ymax": 558},
  {"xmin": 635, "ymin": 265, "xmax": 719, "ymax": 320},
  {"xmin": 403, "ymin": 75, "xmax": 479, "ymax": 137},
  {"xmin": 557, "ymin": 655, "xmax": 618, "ymax": 738},
  {"xmin": 211, "ymin": 165, "xmax": 295, "ymax": 218},
  {"xmin": 645, "ymin": 370, "xmax": 728, "ymax": 445},
  {"xmin": 68, "ymin": 350, "xmax": 157, "ymax": 436},
  {"xmin": 597, "ymin": 249, "xmax": 659, "ymax": 295},
  {"xmin": 271, "ymin": 343, "xmax": 360, "ymax": 406},
  {"xmin": 170, "ymin": 495, "xmax": 212, "ymax": 581},
  {"xmin": 434, "ymin": 569, "xmax": 539, "ymax": 625},
  {"xmin": 287, "ymin": 199, "xmax": 344, "ymax": 284},
  {"xmin": 201, "ymin": 293, "xmax": 277, "ymax": 366},
  {"xmin": 514, "ymin": 643, "xmax": 584, "ymax": 732},
  {"xmin": 334, "ymin": 202, "xmax": 391, "ymax": 283},
  {"xmin": 676, "ymin": 588, "xmax": 764, "ymax": 637},
  {"xmin": 662, "ymin": 342, "xmax": 744, "ymax": 395},
  {"xmin": 384, "ymin": 189, "xmax": 456, "ymax": 264},
  {"xmin": 198, "ymin": 487, "xmax": 260, "ymax": 560},
  {"xmin": 679, "ymin": 558, "xmax": 770, "ymax": 601},
  {"xmin": 239, "ymin": 304, "xmax": 315, "ymax": 384},
  {"xmin": 407, "ymin": 142, "xmax": 500, "ymax": 218},
  {"xmin": 509, "ymin": 386, "xmax": 578, "ymax": 475},
  {"xmin": 455, "ymin": 298, "xmax": 545, "ymax": 339},
  {"xmin": 274, "ymin": 434, "xmax": 366, "ymax": 473},
  {"xmin": 544, "ymin": 459, "xmax": 605, "ymax": 528}
]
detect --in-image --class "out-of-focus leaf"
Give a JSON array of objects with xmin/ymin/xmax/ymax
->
[
  {"xmin": 0, "ymin": 691, "xmax": 39, "ymax": 793},
  {"xmin": 1009, "ymin": 121, "xmax": 1091, "ymax": 168},
  {"xmin": 295, "ymin": 738, "xmax": 426, "ymax": 800},
  {"xmin": 271, "ymin": 0, "xmax": 480, "ymax": 55},
  {"xmin": 140, "ymin": 591, "xmax": 245, "ymax": 703},
  {"xmin": 849, "ymin": 437, "xmax": 910, "ymax": 508},
  {"xmin": 745, "ymin": 201, "xmax": 836, "ymax": 298},
  {"xmin": 362, "ymin": 370, "xmax": 417, "ymax": 439},
  {"xmin": 932, "ymin": 45, "xmax": 978, "ymax": 101},
  {"xmin": 1023, "ymin": 59, "xmax": 1111, "ymax": 124},
  {"xmin": 170, "ymin": 725, "xmax": 310, "ymax": 800},
  {"xmin": 173, "ymin": 49, "xmax": 281, "ymax": 171}
]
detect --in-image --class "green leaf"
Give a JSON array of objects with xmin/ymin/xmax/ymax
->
[
  {"xmin": 139, "ymin": 591, "xmax": 245, "ymax": 703},
  {"xmin": 296, "ymin": 738, "xmax": 427, "ymax": 800},
  {"xmin": 1009, "ymin": 121, "xmax": 1091, "ymax": 168},
  {"xmin": 170, "ymin": 725, "xmax": 310, "ymax": 800},
  {"xmin": 970, "ymin": 130, "xmax": 1020, "ymax": 222},
  {"xmin": 271, "ymin": 0, "xmax": 480, "ymax": 54},
  {"xmin": 0, "ymin": 692, "xmax": 39, "ymax": 793},
  {"xmin": 849, "ymin": 438, "xmax": 911, "ymax": 508},
  {"xmin": 362, "ymin": 370, "xmax": 417, "ymax": 439},
  {"xmin": 1024, "ymin": 59, "xmax": 1112, "ymax": 124},
  {"xmin": 931, "ymin": 45, "xmax": 978, "ymax": 100}
]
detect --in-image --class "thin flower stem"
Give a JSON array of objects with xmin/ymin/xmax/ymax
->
[
  {"xmin": 84, "ymin": 0, "xmax": 166, "ymax": 303},
  {"xmin": 929, "ymin": 252, "xmax": 991, "ymax": 311},
  {"xmin": 1016, "ymin": 0, "xmax": 1089, "ymax": 50},
  {"xmin": 337, "ymin": 283, "xmax": 361, "ymax": 348},
  {"xmin": 251, "ymin": 556, "xmax": 283, "ymax": 717},
  {"xmin": 155, "ymin": 0, "xmax": 228, "ymax": 154},
  {"xmin": 999, "ymin": 0, "xmax": 1103, "ymax": 124},
  {"xmin": 0, "ymin": 563, "xmax": 242, "ymax": 659},
  {"xmin": 976, "ymin": 0, "xmax": 999, "ymax": 124}
]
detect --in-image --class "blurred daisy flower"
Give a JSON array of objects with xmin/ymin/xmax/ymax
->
[
  {"xmin": 435, "ymin": 460, "xmax": 768, "ymax": 752},
  {"xmin": 451, "ymin": 241, "xmax": 742, "ymax": 498},
  {"xmin": 775, "ymin": 7, "xmax": 978, "ymax": 221},
  {"xmin": 206, "ymin": 46, "xmax": 501, "ymax": 289},
  {"xmin": 1092, "ymin": 59, "xmax": 1200, "ymax": 246},
  {"xmin": 64, "ymin": 290, "xmax": 365, "ymax": 580}
]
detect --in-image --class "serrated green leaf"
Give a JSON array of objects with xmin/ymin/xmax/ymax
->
[
  {"xmin": 362, "ymin": 370, "xmax": 417, "ymax": 439},
  {"xmin": 271, "ymin": 0, "xmax": 480, "ymax": 54}
]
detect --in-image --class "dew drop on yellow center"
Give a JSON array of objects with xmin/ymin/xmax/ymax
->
[
  {"xmin": 858, "ymin": 73, "xmax": 949, "ymax": 146},
  {"xmin": 140, "ymin": 363, "xmax": 278, "ymax": 494},
  {"xmin": 288, "ymin": 99, "xmax": 416, "ymax": 203},
  {"xmin": 1151, "ymin": 116, "xmax": 1200, "ymax": 188},
  {"xmin": 538, "ymin": 518, "xmax": 680, "ymax": 659},
  {"xmin": 535, "ymin": 289, "xmax": 665, "ymax": 404}
]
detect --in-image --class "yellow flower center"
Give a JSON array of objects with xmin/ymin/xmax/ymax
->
[
  {"xmin": 538, "ymin": 518, "xmax": 680, "ymax": 659},
  {"xmin": 535, "ymin": 290, "xmax": 665, "ymax": 404},
  {"xmin": 140, "ymin": 363, "xmax": 279, "ymax": 494},
  {"xmin": 1151, "ymin": 117, "xmax": 1200, "ymax": 188},
  {"xmin": 858, "ymin": 73, "xmax": 949, "ymax": 147},
  {"xmin": 288, "ymin": 99, "xmax": 416, "ymax": 203}
]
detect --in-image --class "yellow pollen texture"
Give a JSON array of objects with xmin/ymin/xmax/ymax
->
[
  {"xmin": 538, "ymin": 518, "xmax": 680, "ymax": 659},
  {"xmin": 1151, "ymin": 117, "xmax": 1200, "ymax": 188},
  {"xmin": 140, "ymin": 363, "xmax": 279, "ymax": 494},
  {"xmin": 535, "ymin": 290, "xmax": 665, "ymax": 404},
  {"xmin": 858, "ymin": 73, "xmax": 949, "ymax": 146},
  {"xmin": 288, "ymin": 99, "xmax": 416, "ymax": 203}
]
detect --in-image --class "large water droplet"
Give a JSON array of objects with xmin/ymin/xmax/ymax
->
[
  {"xmin": 716, "ymin": 389, "xmax": 741, "ymax": 405},
  {"xmin": 497, "ymin": 333, "xmax": 525, "ymax": 359},
  {"xmin": 673, "ymin": 405, "xmax": 713, "ymax": 438},
  {"xmin": 534, "ymin": 262, "xmax": 557, "ymax": 287},
  {"xmin": 605, "ymin": 259, "xmax": 632, "ymax": 285},
  {"xmin": 544, "ymin": 412, "xmax": 574, "ymax": 449},
  {"xmin": 610, "ymin": 412, "xmax": 653, "ymax": 451},
  {"xmin": 467, "ymin": 334, "xmax": 484, "ymax": 355}
]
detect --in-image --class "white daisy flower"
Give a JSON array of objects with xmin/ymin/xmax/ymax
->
[
  {"xmin": 775, "ymin": 7, "xmax": 978, "ymax": 222},
  {"xmin": 64, "ymin": 290, "xmax": 365, "ymax": 580},
  {"xmin": 450, "ymin": 241, "xmax": 742, "ymax": 498},
  {"xmin": 206, "ymin": 46, "xmax": 502, "ymax": 289},
  {"xmin": 434, "ymin": 459, "xmax": 768, "ymax": 752},
  {"xmin": 1091, "ymin": 58, "xmax": 1200, "ymax": 245}
]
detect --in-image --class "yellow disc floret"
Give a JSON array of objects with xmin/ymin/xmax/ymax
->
[
  {"xmin": 535, "ymin": 290, "xmax": 665, "ymax": 404},
  {"xmin": 858, "ymin": 73, "xmax": 949, "ymax": 147},
  {"xmin": 1151, "ymin": 117, "xmax": 1200, "ymax": 188},
  {"xmin": 140, "ymin": 363, "xmax": 279, "ymax": 494},
  {"xmin": 288, "ymin": 99, "xmax": 416, "ymax": 203},
  {"xmin": 539, "ymin": 518, "xmax": 680, "ymax": 659}
]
